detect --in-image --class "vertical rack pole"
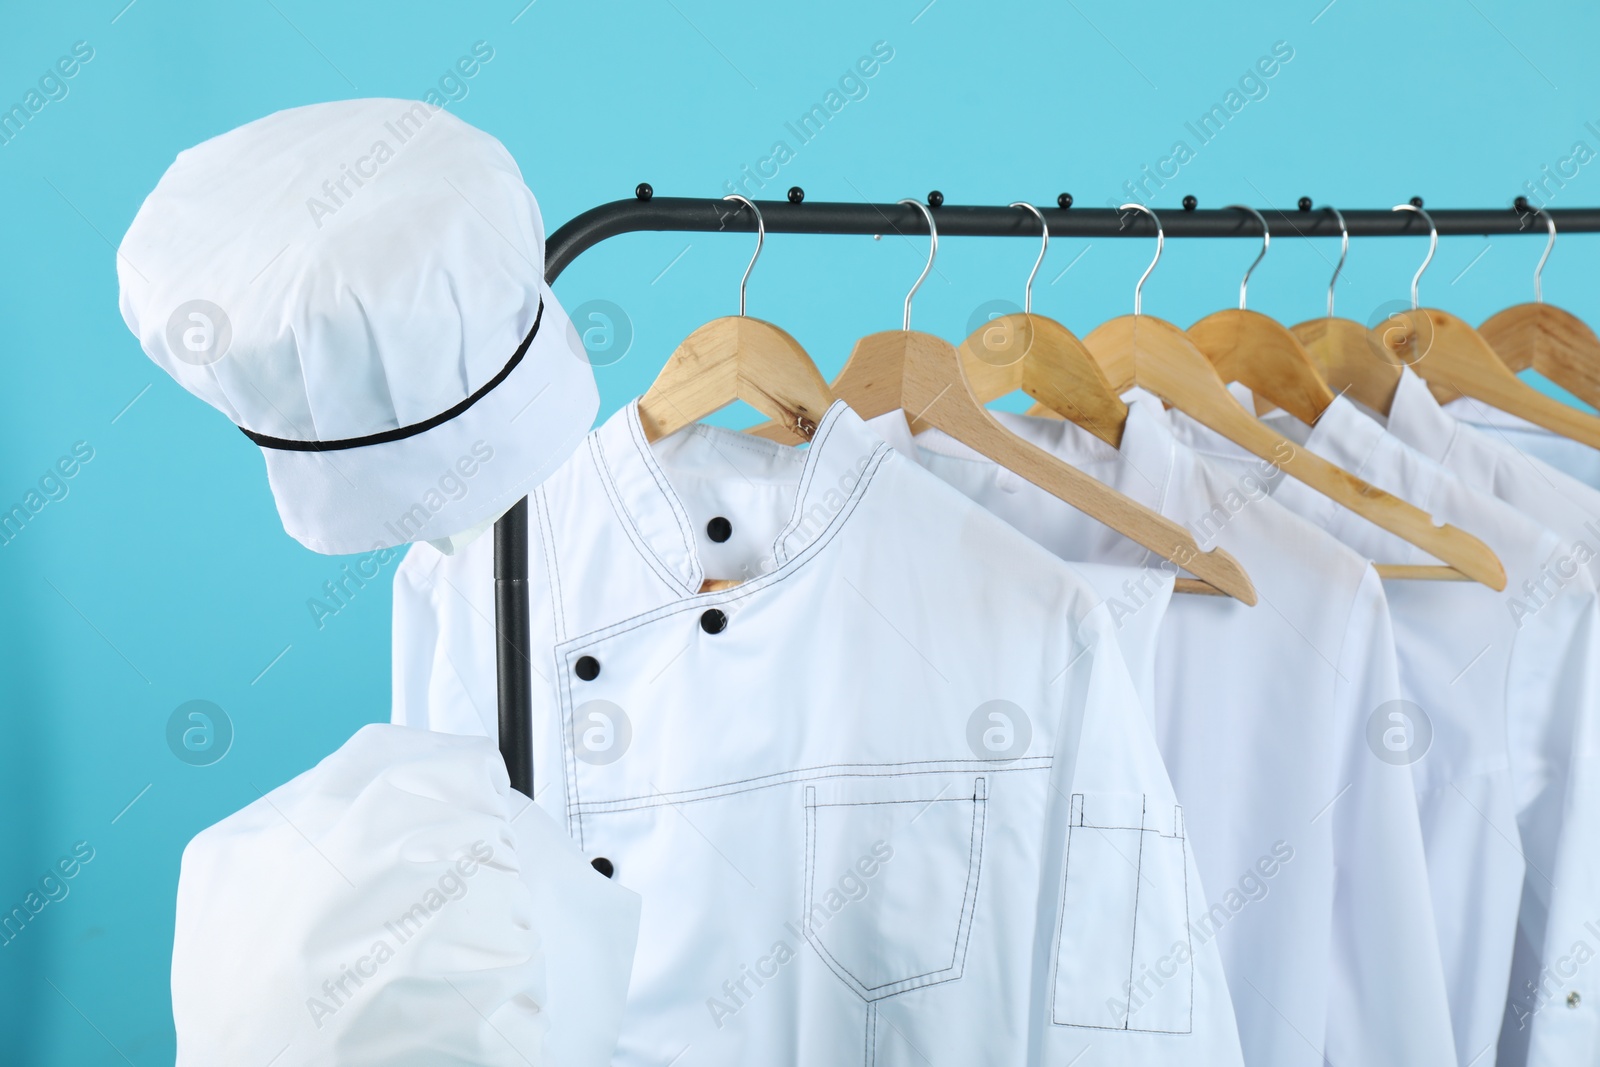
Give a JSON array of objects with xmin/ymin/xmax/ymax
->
[{"xmin": 495, "ymin": 498, "xmax": 534, "ymax": 798}]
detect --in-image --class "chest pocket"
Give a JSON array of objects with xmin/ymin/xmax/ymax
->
[
  {"xmin": 803, "ymin": 776, "xmax": 987, "ymax": 1001},
  {"xmin": 1051, "ymin": 792, "xmax": 1193, "ymax": 1034}
]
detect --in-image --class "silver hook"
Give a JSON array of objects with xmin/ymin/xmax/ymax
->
[
  {"xmin": 1009, "ymin": 201, "xmax": 1047, "ymax": 314},
  {"xmin": 1392, "ymin": 203, "xmax": 1437, "ymax": 310},
  {"xmin": 1118, "ymin": 203, "xmax": 1163, "ymax": 316},
  {"xmin": 1533, "ymin": 209, "xmax": 1556, "ymax": 304},
  {"xmin": 1323, "ymin": 206, "xmax": 1349, "ymax": 317},
  {"xmin": 721, "ymin": 194, "xmax": 763, "ymax": 316},
  {"xmin": 1226, "ymin": 204, "xmax": 1269, "ymax": 310},
  {"xmin": 898, "ymin": 198, "xmax": 937, "ymax": 330}
]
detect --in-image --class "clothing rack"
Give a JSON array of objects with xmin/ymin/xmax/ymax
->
[{"xmin": 496, "ymin": 189, "xmax": 1600, "ymax": 797}]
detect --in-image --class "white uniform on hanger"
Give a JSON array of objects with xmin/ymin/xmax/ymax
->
[
  {"xmin": 393, "ymin": 399, "xmax": 1245, "ymax": 1066},
  {"xmin": 1393, "ymin": 371, "xmax": 1600, "ymax": 578},
  {"xmin": 1170, "ymin": 392, "xmax": 1600, "ymax": 1067},
  {"xmin": 1381, "ymin": 369, "xmax": 1600, "ymax": 1066},
  {"xmin": 1442, "ymin": 396, "xmax": 1600, "ymax": 488},
  {"xmin": 866, "ymin": 400, "xmax": 1457, "ymax": 1067}
]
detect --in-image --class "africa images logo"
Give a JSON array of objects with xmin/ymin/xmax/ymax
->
[{"xmin": 1365, "ymin": 700, "xmax": 1432, "ymax": 766}]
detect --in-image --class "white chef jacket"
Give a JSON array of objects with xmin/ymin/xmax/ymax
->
[
  {"xmin": 1443, "ymin": 395, "xmax": 1600, "ymax": 488},
  {"xmin": 393, "ymin": 399, "xmax": 1245, "ymax": 1066},
  {"xmin": 868, "ymin": 400, "xmax": 1456, "ymax": 1067},
  {"xmin": 1383, "ymin": 370, "xmax": 1600, "ymax": 1066},
  {"xmin": 1391, "ymin": 371, "xmax": 1600, "ymax": 582},
  {"xmin": 1170, "ymin": 394, "xmax": 1598, "ymax": 1066}
]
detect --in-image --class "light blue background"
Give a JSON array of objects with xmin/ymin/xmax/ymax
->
[{"xmin": 2, "ymin": 0, "xmax": 1597, "ymax": 1061}]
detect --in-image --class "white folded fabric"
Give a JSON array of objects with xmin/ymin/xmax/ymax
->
[{"xmin": 172, "ymin": 723, "xmax": 638, "ymax": 1066}]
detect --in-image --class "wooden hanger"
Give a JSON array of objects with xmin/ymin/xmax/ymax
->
[
  {"xmin": 638, "ymin": 195, "xmax": 834, "ymax": 445},
  {"xmin": 1374, "ymin": 203, "xmax": 1600, "ymax": 449},
  {"xmin": 1290, "ymin": 206, "xmax": 1405, "ymax": 413},
  {"xmin": 1478, "ymin": 209, "xmax": 1600, "ymax": 411},
  {"xmin": 1080, "ymin": 204, "xmax": 1504, "ymax": 590},
  {"xmin": 834, "ymin": 198, "xmax": 1256, "ymax": 602},
  {"xmin": 955, "ymin": 202, "xmax": 1129, "ymax": 446},
  {"xmin": 1186, "ymin": 206, "xmax": 1338, "ymax": 424}
]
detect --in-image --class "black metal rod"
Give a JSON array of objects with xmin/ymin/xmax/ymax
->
[
  {"xmin": 546, "ymin": 196, "xmax": 1600, "ymax": 278},
  {"xmin": 493, "ymin": 497, "xmax": 534, "ymax": 798},
  {"xmin": 493, "ymin": 192, "xmax": 1600, "ymax": 797}
]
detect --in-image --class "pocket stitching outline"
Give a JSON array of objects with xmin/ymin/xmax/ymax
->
[
  {"xmin": 1049, "ymin": 793, "xmax": 1194, "ymax": 1034},
  {"xmin": 804, "ymin": 778, "xmax": 988, "ymax": 1002}
]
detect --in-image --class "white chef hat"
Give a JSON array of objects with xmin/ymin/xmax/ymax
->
[
  {"xmin": 117, "ymin": 99, "xmax": 597, "ymax": 555},
  {"xmin": 172, "ymin": 723, "xmax": 640, "ymax": 1067}
]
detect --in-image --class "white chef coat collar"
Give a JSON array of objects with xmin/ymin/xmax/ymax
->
[
  {"xmin": 1441, "ymin": 393, "xmax": 1549, "ymax": 432},
  {"xmin": 589, "ymin": 398, "xmax": 887, "ymax": 593},
  {"xmin": 878, "ymin": 397, "xmax": 1180, "ymax": 510},
  {"xmin": 1386, "ymin": 369, "xmax": 1461, "ymax": 464}
]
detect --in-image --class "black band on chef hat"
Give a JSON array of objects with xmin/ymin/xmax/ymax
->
[{"xmin": 240, "ymin": 297, "xmax": 545, "ymax": 453}]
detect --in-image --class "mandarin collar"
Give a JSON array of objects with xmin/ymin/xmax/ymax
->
[
  {"xmin": 867, "ymin": 396, "xmax": 1181, "ymax": 512},
  {"xmin": 588, "ymin": 399, "xmax": 889, "ymax": 594},
  {"xmin": 1385, "ymin": 368, "xmax": 1462, "ymax": 465}
]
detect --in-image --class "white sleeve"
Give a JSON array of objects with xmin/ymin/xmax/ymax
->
[
  {"xmin": 1038, "ymin": 605, "xmax": 1245, "ymax": 1066},
  {"xmin": 1506, "ymin": 569, "xmax": 1600, "ymax": 1064},
  {"xmin": 173, "ymin": 725, "xmax": 548, "ymax": 1066},
  {"xmin": 1325, "ymin": 567, "xmax": 1458, "ymax": 1066},
  {"xmin": 391, "ymin": 536, "xmax": 499, "ymax": 740}
]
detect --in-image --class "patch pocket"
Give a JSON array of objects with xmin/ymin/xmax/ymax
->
[
  {"xmin": 1051, "ymin": 793, "xmax": 1192, "ymax": 1034},
  {"xmin": 803, "ymin": 777, "xmax": 987, "ymax": 1001}
]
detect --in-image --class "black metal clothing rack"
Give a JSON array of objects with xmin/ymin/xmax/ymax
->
[{"xmin": 496, "ymin": 191, "xmax": 1600, "ymax": 797}]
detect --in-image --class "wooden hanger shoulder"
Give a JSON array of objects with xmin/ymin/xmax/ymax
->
[
  {"xmin": 1377, "ymin": 307, "xmax": 1600, "ymax": 449},
  {"xmin": 1083, "ymin": 314, "xmax": 1237, "ymax": 413},
  {"xmin": 1480, "ymin": 302, "xmax": 1600, "ymax": 411},
  {"xmin": 1188, "ymin": 308, "xmax": 1337, "ymax": 424},
  {"xmin": 639, "ymin": 315, "xmax": 835, "ymax": 444},
  {"xmin": 836, "ymin": 327, "xmax": 1257, "ymax": 603},
  {"xmin": 956, "ymin": 313, "xmax": 1127, "ymax": 447},
  {"xmin": 1082, "ymin": 314, "xmax": 1506, "ymax": 590},
  {"xmin": 1291, "ymin": 316, "xmax": 1402, "ymax": 415}
]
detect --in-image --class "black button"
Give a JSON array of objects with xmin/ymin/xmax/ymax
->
[
  {"xmin": 706, "ymin": 516, "xmax": 732, "ymax": 543},
  {"xmin": 700, "ymin": 608, "xmax": 727, "ymax": 634},
  {"xmin": 591, "ymin": 856, "xmax": 615, "ymax": 879},
  {"xmin": 574, "ymin": 655, "xmax": 600, "ymax": 681}
]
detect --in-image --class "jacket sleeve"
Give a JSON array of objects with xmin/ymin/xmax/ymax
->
[
  {"xmin": 1324, "ymin": 567, "xmax": 1458, "ymax": 1066},
  {"xmin": 1036, "ymin": 602, "xmax": 1245, "ymax": 1066},
  {"xmin": 1506, "ymin": 566, "xmax": 1600, "ymax": 1065},
  {"xmin": 391, "ymin": 536, "xmax": 500, "ymax": 740}
]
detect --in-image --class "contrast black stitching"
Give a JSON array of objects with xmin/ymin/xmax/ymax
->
[
  {"xmin": 533, "ymin": 485, "xmax": 580, "ymax": 841},
  {"xmin": 801, "ymin": 779, "xmax": 989, "ymax": 1000},
  {"xmin": 1123, "ymin": 795, "xmax": 1149, "ymax": 1029},
  {"xmin": 554, "ymin": 442, "xmax": 888, "ymax": 653},
  {"xmin": 1050, "ymin": 793, "xmax": 1194, "ymax": 1033},
  {"xmin": 577, "ymin": 759, "xmax": 1048, "ymax": 816},
  {"xmin": 625, "ymin": 402, "xmax": 701, "ymax": 588},
  {"xmin": 533, "ymin": 486, "xmax": 566, "ymax": 644},
  {"xmin": 555, "ymin": 441, "xmax": 891, "ymax": 841},
  {"xmin": 591, "ymin": 431, "xmax": 693, "ymax": 597},
  {"xmin": 771, "ymin": 403, "xmax": 849, "ymax": 565}
]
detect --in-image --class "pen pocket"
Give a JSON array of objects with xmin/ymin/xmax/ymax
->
[{"xmin": 1051, "ymin": 792, "xmax": 1193, "ymax": 1034}]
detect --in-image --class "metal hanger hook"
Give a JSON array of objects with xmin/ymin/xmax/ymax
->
[
  {"xmin": 1534, "ymin": 208, "xmax": 1556, "ymax": 304},
  {"xmin": 1323, "ymin": 206, "xmax": 1349, "ymax": 317},
  {"xmin": 898, "ymin": 197, "xmax": 938, "ymax": 330},
  {"xmin": 1392, "ymin": 202, "xmax": 1437, "ymax": 310},
  {"xmin": 721, "ymin": 194, "xmax": 763, "ymax": 316},
  {"xmin": 1118, "ymin": 203, "xmax": 1163, "ymax": 316},
  {"xmin": 1226, "ymin": 204, "xmax": 1269, "ymax": 310},
  {"xmin": 1009, "ymin": 201, "xmax": 1047, "ymax": 314}
]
